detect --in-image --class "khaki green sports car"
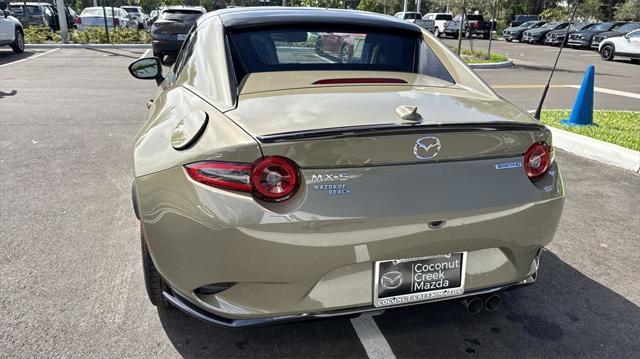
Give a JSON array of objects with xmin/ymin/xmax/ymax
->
[{"xmin": 128, "ymin": 7, "xmax": 564, "ymax": 327}]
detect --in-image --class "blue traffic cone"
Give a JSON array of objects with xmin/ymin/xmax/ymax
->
[{"xmin": 561, "ymin": 65, "xmax": 595, "ymax": 126}]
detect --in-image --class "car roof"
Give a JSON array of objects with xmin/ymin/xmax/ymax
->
[
  {"xmin": 204, "ymin": 7, "xmax": 422, "ymax": 33},
  {"xmin": 10, "ymin": 2, "xmax": 53, "ymax": 5},
  {"xmin": 164, "ymin": 5, "xmax": 205, "ymax": 11}
]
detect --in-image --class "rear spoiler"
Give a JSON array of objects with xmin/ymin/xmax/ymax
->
[{"xmin": 257, "ymin": 122, "xmax": 546, "ymax": 143}]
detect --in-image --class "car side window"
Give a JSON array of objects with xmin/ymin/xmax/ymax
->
[
  {"xmin": 171, "ymin": 28, "xmax": 197, "ymax": 84},
  {"xmin": 418, "ymin": 41, "xmax": 455, "ymax": 84}
]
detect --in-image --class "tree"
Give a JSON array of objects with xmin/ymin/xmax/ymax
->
[{"xmin": 615, "ymin": 0, "xmax": 640, "ymax": 20}]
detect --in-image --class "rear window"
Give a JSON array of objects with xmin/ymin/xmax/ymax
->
[
  {"xmin": 160, "ymin": 9, "xmax": 202, "ymax": 21},
  {"xmin": 81, "ymin": 8, "xmax": 114, "ymax": 16},
  {"xmin": 123, "ymin": 8, "xmax": 139, "ymax": 14},
  {"xmin": 9, "ymin": 5, "xmax": 43, "ymax": 15},
  {"xmin": 228, "ymin": 27, "xmax": 454, "ymax": 83},
  {"xmin": 466, "ymin": 15, "xmax": 483, "ymax": 21},
  {"xmin": 516, "ymin": 15, "xmax": 537, "ymax": 21},
  {"xmin": 435, "ymin": 14, "xmax": 452, "ymax": 21},
  {"xmin": 616, "ymin": 23, "xmax": 640, "ymax": 32}
]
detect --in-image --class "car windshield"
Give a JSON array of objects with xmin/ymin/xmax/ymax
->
[
  {"xmin": 520, "ymin": 21, "xmax": 536, "ymax": 28},
  {"xmin": 467, "ymin": 15, "xmax": 483, "ymax": 21},
  {"xmin": 229, "ymin": 27, "xmax": 453, "ymax": 83},
  {"xmin": 160, "ymin": 9, "xmax": 202, "ymax": 21},
  {"xmin": 616, "ymin": 23, "xmax": 640, "ymax": 32},
  {"xmin": 541, "ymin": 22, "xmax": 560, "ymax": 29},
  {"xmin": 593, "ymin": 23, "xmax": 615, "ymax": 31},
  {"xmin": 9, "ymin": 5, "xmax": 43, "ymax": 15},
  {"xmin": 81, "ymin": 8, "xmax": 117, "ymax": 17},
  {"xmin": 435, "ymin": 14, "xmax": 452, "ymax": 20}
]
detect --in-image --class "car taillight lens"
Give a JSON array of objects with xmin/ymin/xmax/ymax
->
[
  {"xmin": 524, "ymin": 142, "xmax": 553, "ymax": 181},
  {"xmin": 185, "ymin": 156, "xmax": 300, "ymax": 202},
  {"xmin": 113, "ymin": 18, "xmax": 120, "ymax": 26},
  {"xmin": 76, "ymin": 17, "xmax": 82, "ymax": 25}
]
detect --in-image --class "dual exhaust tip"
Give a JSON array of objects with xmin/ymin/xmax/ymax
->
[{"xmin": 462, "ymin": 293, "xmax": 502, "ymax": 314}]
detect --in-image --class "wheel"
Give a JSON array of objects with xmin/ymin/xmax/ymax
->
[
  {"xmin": 631, "ymin": 59, "xmax": 640, "ymax": 64},
  {"xmin": 141, "ymin": 226, "xmax": 171, "ymax": 307},
  {"xmin": 11, "ymin": 29, "xmax": 24, "ymax": 54},
  {"xmin": 464, "ymin": 29, "xmax": 471, "ymax": 38},
  {"xmin": 433, "ymin": 27, "xmax": 440, "ymax": 38},
  {"xmin": 505, "ymin": 38, "xmax": 512, "ymax": 42},
  {"xmin": 600, "ymin": 44, "xmax": 614, "ymax": 61},
  {"xmin": 451, "ymin": 33, "xmax": 458, "ymax": 39},
  {"xmin": 483, "ymin": 33, "xmax": 490, "ymax": 40},
  {"xmin": 340, "ymin": 44, "xmax": 351, "ymax": 63},
  {"xmin": 153, "ymin": 50, "xmax": 164, "ymax": 63}
]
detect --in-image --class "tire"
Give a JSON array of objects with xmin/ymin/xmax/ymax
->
[
  {"xmin": 451, "ymin": 33, "xmax": 458, "ymax": 39},
  {"xmin": 340, "ymin": 44, "xmax": 351, "ymax": 63},
  {"xmin": 631, "ymin": 59, "xmax": 640, "ymax": 64},
  {"xmin": 153, "ymin": 50, "xmax": 164, "ymax": 62},
  {"xmin": 433, "ymin": 27, "xmax": 440, "ymax": 38},
  {"xmin": 11, "ymin": 29, "xmax": 24, "ymax": 54},
  {"xmin": 141, "ymin": 227, "xmax": 171, "ymax": 307},
  {"xmin": 505, "ymin": 38, "xmax": 512, "ymax": 42},
  {"xmin": 483, "ymin": 33, "xmax": 490, "ymax": 40},
  {"xmin": 600, "ymin": 44, "xmax": 614, "ymax": 61},
  {"xmin": 464, "ymin": 29, "xmax": 471, "ymax": 38}
]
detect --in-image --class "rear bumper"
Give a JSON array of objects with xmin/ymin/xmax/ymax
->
[
  {"xmin": 568, "ymin": 39, "xmax": 591, "ymax": 47},
  {"xmin": 138, "ymin": 157, "xmax": 564, "ymax": 322},
  {"xmin": 152, "ymin": 39, "xmax": 182, "ymax": 54},
  {"xmin": 163, "ymin": 274, "xmax": 537, "ymax": 328}
]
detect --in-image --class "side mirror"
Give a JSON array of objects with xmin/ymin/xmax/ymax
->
[
  {"xmin": 4, "ymin": 10, "xmax": 12, "ymax": 18},
  {"xmin": 128, "ymin": 57, "xmax": 164, "ymax": 85}
]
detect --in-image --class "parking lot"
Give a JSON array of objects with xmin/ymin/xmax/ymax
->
[{"xmin": 1, "ymin": 45, "xmax": 639, "ymax": 358}]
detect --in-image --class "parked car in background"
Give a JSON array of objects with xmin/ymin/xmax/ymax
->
[
  {"xmin": 314, "ymin": 32, "xmax": 365, "ymax": 63},
  {"xmin": 522, "ymin": 21, "xmax": 570, "ymax": 44},
  {"xmin": 0, "ymin": 7, "xmax": 24, "ymax": 53},
  {"xmin": 151, "ymin": 6, "xmax": 205, "ymax": 60},
  {"xmin": 502, "ymin": 20, "xmax": 546, "ymax": 42},
  {"xmin": 9, "ymin": 2, "xmax": 56, "ymax": 30},
  {"xmin": 567, "ymin": 21, "xmax": 626, "ymax": 48},
  {"xmin": 76, "ymin": 7, "xmax": 136, "ymax": 31},
  {"xmin": 599, "ymin": 29, "xmax": 640, "ymax": 63},
  {"xmin": 423, "ymin": 12, "xmax": 452, "ymax": 37},
  {"xmin": 591, "ymin": 22, "xmax": 640, "ymax": 50},
  {"xmin": 147, "ymin": 9, "xmax": 160, "ymax": 27},
  {"xmin": 443, "ymin": 14, "xmax": 491, "ymax": 39},
  {"xmin": 122, "ymin": 5, "xmax": 146, "ymax": 30},
  {"xmin": 545, "ymin": 22, "xmax": 597, "ymax": 46},
  {"xmin": 393, "ymin": 11, "xmax": 434, "ymax": 31},
  {"xmin": 509, "ymin": 14, "xmax": 539, "ymax": 28}
]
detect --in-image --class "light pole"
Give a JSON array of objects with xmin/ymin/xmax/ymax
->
[{"xmin": 55, "ymin": 0, "xmax": 68, "ymax": 43}]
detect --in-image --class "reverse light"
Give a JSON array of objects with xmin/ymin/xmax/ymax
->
[
  {"xmin": 524, "ymin": 142, "xmax": 553, "ymax": 181},
  {"xmin": 185, "ymin": 156, "xmax": 300, "ymax": 202}
]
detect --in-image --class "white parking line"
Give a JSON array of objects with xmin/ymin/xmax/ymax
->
[
  {"xmin": 139, "ymin": 49, "xmax": 150, "ymax": 59},
  {"xmin": 350, "ymin": 313, "xmax": 396, "ymax": 359},
  {"xmin": 564, "ymin": 85, "xmax": 640, "ymax": 99},
  {"xmin": 0, "ymin": 48, "xmax": 60, "ymax": 68}
]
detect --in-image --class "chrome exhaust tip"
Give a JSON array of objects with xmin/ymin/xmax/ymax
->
[
  {"xmin": 484, "ymin": 293, "xmax": 502, "ymax": 312},
  {"xmin": 462, "ymin": 297, "xmax": 484, "ymax": 315}
]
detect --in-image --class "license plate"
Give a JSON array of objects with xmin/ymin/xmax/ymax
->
[
  {"xmin": 177, "ymin": 34, "xmax": 187, "ymax": 41},
  {"xmin": 373, "ymin": 252, "xmax": 466, "ymax": 308}
]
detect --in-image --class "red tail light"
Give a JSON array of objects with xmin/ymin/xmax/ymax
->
[
  {"xmin": 185, "ymin": 156, "xmax": 300, "ymax": 202},
  {"xmin": 524, "ymin": 142, "xmax": 553, "ymax": 180},
  {"xmin": 313, "ymin": 78, "xmax": 407, "ymax": 85},
  {"xmin": 113, "ymin": 18, "xmax": 120, "ymax": 27},
  {"xmin": 474, "ymin": 22, "xmax": 479, "ymax": 29},
  {"xmin": 76, "ymin": 17, "xmax": 82, "ymax": 25}
]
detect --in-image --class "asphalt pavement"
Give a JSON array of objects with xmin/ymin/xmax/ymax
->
[{"xmin": 1, "ymin": 47, "xmax": 639, "ymax": 358}]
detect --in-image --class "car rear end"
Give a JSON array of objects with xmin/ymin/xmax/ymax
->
[
  {"xmin": 151, "ymin": 8, "xmax": 203, "ymax": 56},
  {"xmin": 9, "ymin": 4, "xmax": 47, "ymax": 27},
  {"xmin": 136, "ymin": 16, "xmax": 564, "ymax": 326},
  {"xmin": 568, "ymin": 32, "xmax": 592, "ymax": 47},
  {"xmin": 76, "ymin": 7, "xmax": 121, "ymax": 31}
]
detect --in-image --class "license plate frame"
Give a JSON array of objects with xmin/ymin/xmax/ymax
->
[
  {"xmin": 177, "ymin": 34, "xmax": 187, "ymax": 41},
  {"xmin": 373, "ymin": 252, "xmax": 467, "ymax": 308}
]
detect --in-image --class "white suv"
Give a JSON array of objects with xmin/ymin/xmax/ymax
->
[
  {"xmin": 121, "ymin": 6, "xmax": 146, "ymax": 29},
  {"xmin": 599, "ymin": 29, "xmax": 640, "ymax": 64},
  {"xmin": 423, "ymin": 13, "xmax": 453, "ymax": 37},
  {"xmin": 0, "ymin": 7, "xmax": 23, "ymax": 53}
]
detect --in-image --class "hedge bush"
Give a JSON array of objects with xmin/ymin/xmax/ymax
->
[{"xmin": 24, "ymin": 26, "xmax": 151, "ymax": 44}]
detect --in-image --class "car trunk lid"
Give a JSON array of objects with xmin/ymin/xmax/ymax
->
[{"xmin": 225, "ymin": 72, "xmax": 548, "ymax": 167}]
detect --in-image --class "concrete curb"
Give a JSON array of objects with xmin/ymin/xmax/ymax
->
[
  {"xmin": 26, "ymin": 43, "xmax": 151, "ymax": 49},
  {"xmin": 548, "ymin": 126, "xmax": 640, "ymax": 173},
  {"xmin": 468, "ymin": 59, "xmax": 513, "ymax": 69}
]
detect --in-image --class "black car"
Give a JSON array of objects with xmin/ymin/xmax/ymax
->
[
  {"xmin": 522, "ymin": 22, "xmax": 570, "ymax": 44},
  {"xmin": 590, "ymin": 22, "xmax": 640, "ymax": 49},
  {"xmin": 443, "ymin": 14, "xmax": 491, "ymax": 39},
  {"xmin": 502, "ymin": 20, "xmax": 546, "ymax": 42},
  {"xmin": 567, "ymin": 21, "xmax": 626, "ymax": 48},
  {"xmin": 544, "ymin": 22, "xmax": 597, "ymax": 46},
  {"xmin": 509, "ymin": 14, "xmax": 539, "ymax": 28},
  {"xmin": 151, "ymin": 6, "xmax": 206, "ymax": 60}
]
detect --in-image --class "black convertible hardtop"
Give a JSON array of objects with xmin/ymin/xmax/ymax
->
[{"xmin": 202, "ymin": 7, "xmax": 423, "ymax": 34}]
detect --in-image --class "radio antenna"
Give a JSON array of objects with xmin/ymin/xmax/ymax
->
[{"xmin": 533, "ymin": 6, "xmax": 579, "ymax": 120}]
